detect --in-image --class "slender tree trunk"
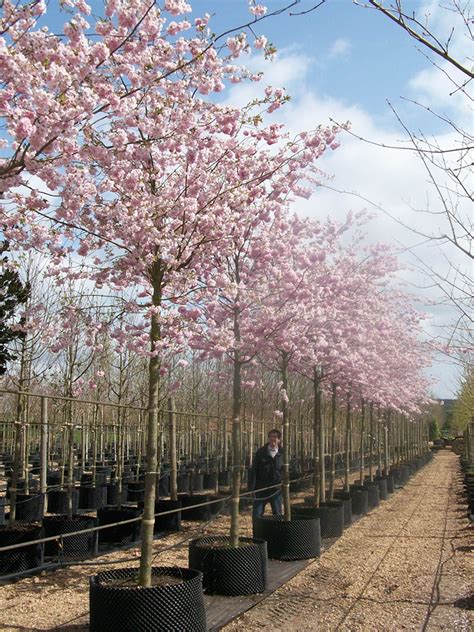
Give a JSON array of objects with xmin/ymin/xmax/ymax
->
[
  {"xmin": 66, "ymin": 399, "xmax": 75, "ymax": 518},
  {"xmin": 223, "ymin": 416, "xmax": 228, "ymax": 471},
  {"xmin": 328, "ymin": 383, "xmax": 337, "ymax": 501},
  {"xmin": 40, "ymin": 397, "xmax": 48, "ymax": 498},
  {"xmin": 368, "ymin": 402, "xmax": 374, "ymax": 482},
  {"xmin": 9, "ymin": 358, "xmax": 27, "ymax": 525},
  {"xmin": 230, "ymin": 295, "xmax": 243, "ymax": 548},
  {"xmin": 359, "ymin": 399, "xmax": 365, "ymax": 485},
  {"xmin": 312, "ymin": 368, "xmax": 321, "ymax": 507},
  {"xmin": 169, "ymin": 397, "xmax": 178, "ymax": 502},
  {"xmin": 344, "ymin": 393, "xmax": 351, "ymax": 493},
  {"xmin": 281, "ymin": 352, "xmax": 291, "ymax": 521},
  {"xmin": 318, "ymin": 369, "xmax": 326, "ymax": 504},
  {"xmin": 230, "ymin": 353, "xmax": 242, "ymax": 547},
  {"xmin": 138, "ymin": 266, "xmax": 162, "ymax": 587},
  {"xmin": 377, "ymin": 405, "xmax": 382, "ymax": 477},
  {"xmin": 384, "ymin": 410, "xmax": 390, "ymax": 475}
]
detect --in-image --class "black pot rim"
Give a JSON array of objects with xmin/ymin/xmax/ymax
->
[
  {"xmin": 189, "ymin": 535, "xmax": 266, "ymax": 548},
  {"xmin": 91, "ymin": 566, "xmax": 202, "ymax": 590}
]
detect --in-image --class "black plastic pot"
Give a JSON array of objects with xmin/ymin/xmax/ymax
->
[
  {"xmin": 97, "ymin": 507, "xmax": 142, "ymax": 544},
  {"xmin": 0, "ymin": 497, "xmax": 5, "ymax": 527},
  {"xmin": 374, "ymin": 476, "xmax": 388, "ymax": 501},
  {"xmin": 81, "ymin": 472, "xmax": 107, "ymax": 486},
  {"xmin": 106, "ymin": 483, "xmax": 128, "ymax": 506},
  {"xmin": 46, "ymin": 471, "xmax": 62, "ymax": 489},
  {"xmin": 137, "ymin": 499, "xmax": 182, "ymax": 532},
  {"xmin": 178, "ymin": 494, "xmax": 212, "ymax": 521},
  {"xmin": 90, "ymin": 566, "xmax": 206, "ymax": 632},
  {"xmin": 189, "ymin": 535, "xmax": 267, "ymax": 595},
  {"xmin": 14, "ymin": 493, "xmax": 45, "ymax": 522},
  {"xmin": 155, "ymin": 500, "xmax": 182, "ymax": 532},
  {"xmin": 391, "ymin": 465, "xmax": 410, "ymax": 487},
  {"xmin": 6, "ymin": 478, "xmax": 39, "ymax": 497},
  {"xmin": 209, "ymin": 495, "xmax": 229, "ymax": 517},
  {"xmin": 333, "ymin": 492, "xmax": 353, "ymax": 526},
  {"xmin": 203, "ymin": 472, "xmax": 218, "ymax": 489},
  {"xmin": 177, "ymin": 474, "xmax": 190, "ymax": 494},
  {"xmin": 47, "ymin": 489, "xmax": 79, "ymax": 515},
  {"xmin": 348, "ymin": 486, "xmax": 369, "ymax": 515},
  {"xmin": 292, "ymin": 501, "xmax": 344, "ymax": 539},
  {"xmin": 289, "ymin": 476, "xmax": 310, "ymax": 492},
  {"xmin": 0, "ymin": 524, "xmax": 44, "ymax": 575},
  {"xmin": 253, "ymin": 514, "xmax": 321, "ymax": 560},
  {"xmin": 96, "ymin": 466, "xmax": 113, "ymax": 479},
  {"xmin": 158, "ymin": 475, "xmax": 170, "ymax": 498},
  {"xmin": 127, "ymin": 482, "xmax": 145, "ymax": 503},
  {"xmin": 384, "ymin": 473, "xmax": 395, "ymax": 494},
  {"xmin": 363, "ymin": 481, "xmax": 380, "ymax": 508},
  {"xmin": 192, "ymin": 473, "xmax": 204, "ymax": 493},
  {"xmin": 78, "ymin": 485, "xmax": 107, "ymax": 510},
  {"xmin": 43, "ymin": 515, "xmax": 98, "ymax": 559},
  {"xmin": 218, "ymin": 470, "xmax": 231, "ymax": 486}
]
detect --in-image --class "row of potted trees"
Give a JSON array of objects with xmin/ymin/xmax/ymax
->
[{"xmin": 89, "ymin": 448, "xmax": 434, "ymax": 631}]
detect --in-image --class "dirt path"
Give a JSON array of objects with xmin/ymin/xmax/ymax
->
[{"xmin": 224, "ymin": 451, "xmax": 473, "ymax": 631}]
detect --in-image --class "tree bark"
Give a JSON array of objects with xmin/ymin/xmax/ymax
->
[
  {"xmin": 319, "ymin": 371, "xmax": 326, "ymax": 504},
  {"xmin": 343, "ymin": 392, "xmax": 351, "ymax": 492},
  {"xmin": 312, "ymin": 367, "xmax": 321, "ymax": 507},
  {"xmin": 168, "ymin": 397, "xmax": 178, "ymax": 502},
  {"xmin": 281, "ymin": 352, "xmax": 291, "ymax": 521},
  {"xmin": 138, "ymin": 263, "xmax": 162, "ymax": 587},
  {"xmin": 40, "ymin": 397, "xmax": 48, "ymax": 497},
  {"xmin": 359, "ymin": 399, "xmax": 365, "ymax": 485},
  {"xmin": 328, "ymin": 383, "xmax": 337, "ymax": 501},
  {"xmin": 368, "ymin": 401, "xmax": 374, "ymax": 482}
]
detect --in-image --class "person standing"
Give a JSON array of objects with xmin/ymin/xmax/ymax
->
[{"xmin": 252, "ymin": 429, "xmax": 283, "ymax": 520}]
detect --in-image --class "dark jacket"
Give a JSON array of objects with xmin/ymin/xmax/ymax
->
[{"xmin": 251, "ymin": 444, "xmax": 283, "ymax": 497}]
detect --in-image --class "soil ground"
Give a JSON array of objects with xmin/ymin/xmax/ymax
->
[{"xmin": 0, "ymin": 450, "xmax": 472, "ymax": 631}]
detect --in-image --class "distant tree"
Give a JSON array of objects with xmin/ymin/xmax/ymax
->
[
  {"xmin": 428, "ymin": 419, "xmax": 441, "ymax": 442},
  {"xmin": 0, "ymin": 241, "xmax": 29, "ymax": 375},
  {"xmin": 452, "ymin": 366, "xmax": 474, "ymax": 431}
]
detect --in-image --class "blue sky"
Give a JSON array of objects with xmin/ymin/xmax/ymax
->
[{"xmin": 24, "ymin": 2, "xmax": 474, "ymax": 397}]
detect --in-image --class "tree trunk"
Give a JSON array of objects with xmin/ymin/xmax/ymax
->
[
  {"xmin": 281, "ymin": 352, "xmax": 291, "ymax": 521},
  {"xmin": 359, "ymin": 399, "xmax": 365, "ymax": 485},
  {"xmin": 9, "ymin": 354, "xmax": 27, "ymax": 525},
  {"xmin": 312, "ymin": 368, "xmax": 321, "ymax": 507},
  {"xmin": 168, "ymin": 397, "xmax": 178, "ymax": 502},
  {"xmin": 66, "ymin": 399, "xmax": 75, "ymax": 518},
  {"xmin": 230, "ymin": 353, "xmax": 242, "ymax": 547},
  {"xmin": 368, "ymin": 402, "xmax": 374, "ymax": 482},
  {"xmin": 138, "ymin": 266, "xmax": 162, "ymax": 587},
  {"xmin": 319, "ymin": 372, "xmax": 326, "ymax": 504},
  {"xmin": 377, "ymin": 405, "xmax": 382, "ymax": 477},
  {"xmin": 344, "ymin": 393, "xmax": 351, "ymax": 492},
  {"xmin": 328, "ymin": 383, "xmax": 337, "ymax": 501},
  {"xmin": 40, "ymin": 397, "xmax": 48, "ymax": 497}
]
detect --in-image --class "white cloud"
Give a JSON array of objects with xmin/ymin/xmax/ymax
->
[
  {"xmin": 224, "ymin": 49, "xmax": 469, "ymax": 397},
  {"xmin": 327, "ymin": 38, "xmax": 352, "ymax": 59}
]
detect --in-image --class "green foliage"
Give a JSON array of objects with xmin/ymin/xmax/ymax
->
[
  {"xmin": 0, "ymin": 241, "xmax": 29, "ymax": 375},
  {"xmin": 453, "ymin": 366, "xmax": 474, "ymax": 431},
  {"xmin": 428, "ymin": 419, "xmax": 441, "ymax": 441}
]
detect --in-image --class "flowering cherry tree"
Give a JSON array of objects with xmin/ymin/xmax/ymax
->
[{"xmin": 0, "ymin": 0, "xmax": 343, "ymax": 582}]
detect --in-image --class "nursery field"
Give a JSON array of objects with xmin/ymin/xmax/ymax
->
[{"xmin": 0, "ymin": 450, "xmax": 472, "ymax": 632}]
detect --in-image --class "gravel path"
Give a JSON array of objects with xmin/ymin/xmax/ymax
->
[
  {"xmin": 0, "ymin": 451, "xmax": 472, "ymax": 631},
  {"xmin": 224, "ymin": 451, "xmax": 473, "ymax": 631}
]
